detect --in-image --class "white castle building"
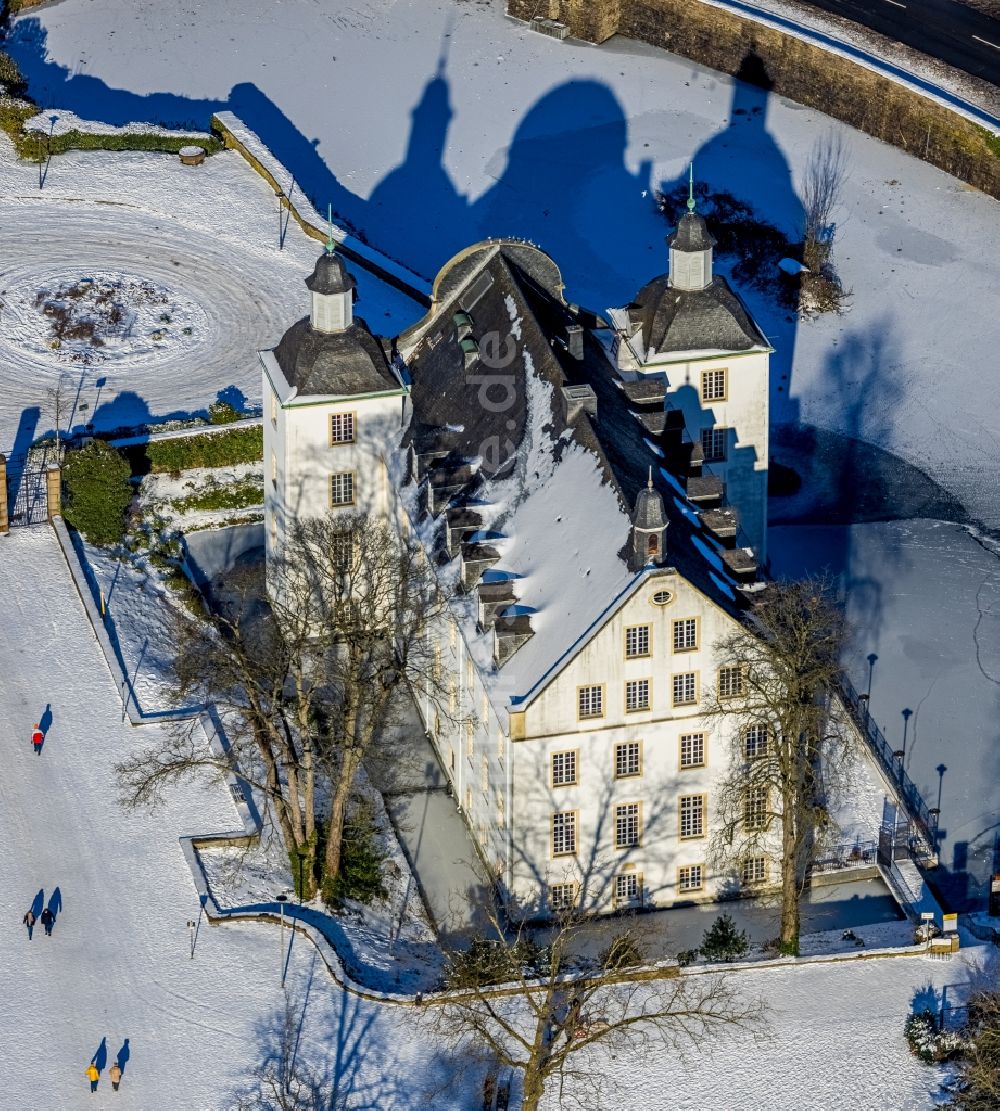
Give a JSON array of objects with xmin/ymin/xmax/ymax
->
[{"xmin": 261, "ymin": 202, "xmax": 785, "ymax": 920}]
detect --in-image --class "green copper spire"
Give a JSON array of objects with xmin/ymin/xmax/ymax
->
[
  {"xmin": 687, "ymin": 163, "xmax": 696, "ymax": 214},
  {"xmin": 325, "ymin": 203, "xmax": 336, "ymax": 254}
]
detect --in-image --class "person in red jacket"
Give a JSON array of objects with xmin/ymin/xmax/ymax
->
[{"xmin": 31, "ymin": 723, "xmax": 43, "ymax": 754}]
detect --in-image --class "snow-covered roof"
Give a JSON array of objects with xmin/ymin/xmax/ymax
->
[{"xmin": 398, "ymin": 241, "xmax": 751, "ymax": 715}]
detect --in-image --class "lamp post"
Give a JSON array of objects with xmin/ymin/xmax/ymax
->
[
  {"xmin": 277, "ymin": 190, "xmax": 285, "ymax": 250},
  {"xmin": 187, "ymin": 919, "xmax": 196, "ymax": 959},
  {"xmin": 276, "ymin": 893, "xmax": 288, "ymax": 986}
]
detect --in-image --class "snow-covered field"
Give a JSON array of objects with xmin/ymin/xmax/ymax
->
[
  {"xmin": 0, "ymin": 528, "xmax": 459, "ymax": 1109},
  {"xmin": 8, "ymin": 0, "xmax": 1000, "ymax": 528}
]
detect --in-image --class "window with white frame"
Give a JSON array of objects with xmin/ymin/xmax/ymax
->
[
  {"xmin": 271, "ymin": 451, "xmax": 278, "ymax": 487},
  {"xmin": 551, "ymin": 750, "xmax": 577, "ymax": 787},
  {"xmin": 679, "ymin": 794, "xmax": 705, "ymax": 838},
  {"xmin": 614, "ymin": 741, "xmax": 641, "ymax": 779},
  {"xmin": 701, "ymin": 426, "xmax": 727, "ymax": 463},
  {"xmin": 701, "ymin": 368, "xmax": 727, "ymax": 402},
  {"xmin": 578, "ymin": 685, "xmax": 604, "ymax": 719},
  {"xmin": 330, "ymin": 471, "xmax": 355, "ymax": 507},
  {"xmin": 615, "ymin": 803, "xmax": 640, "ymax": 849},
  {"xmin": 678, "ymin": 864, "xmax": 704, "ymax": 892},
  {"xmin": 480, "ymin": 753, "xmax": 489, "ymax": 795},
  {"xmin": 625, "ymin": 678, "xmax": 650, "ymax": 713},
  {"xmin": 552, "ymin": 811, "xmax": 577, "ymax": 856},
  {"xmin": 495, "ymin": 788, "xmax": 505, "ymax": 826},
  {"xmin": 745, "ymin": 722, "xmax": 769, "ymax": 760},
  {"xmin": 330, "ymin": 412, "xmax": 355, "ymax": 445},
  {"xmin": 465, "ymin": 720, "xmax": 474, "ymax": 760},
  {"xmin": 269, "ymin": 513, "xmax": 277, "ymax": 546},
  {"xmin": 270, "ymin": 388, "xmax": 279, "ymax": 425},
  {"xmin": 672, "ymin": 672, "xmax": 697, "ymax": 706},
  {"xmin": 672, "ymin": 618, "xmax": 698, "ymax": 651},
  {"xmin": 332, "ymin": 531, "xmax": 354, "ymax": 573},
  {"xmin": 744, "ymin": 785, "xmax": 768, "ymax": 831},
  {"xmin": 742, "ymin": 856, "xmax": 767, "ymax": 885},
  {"xmin": 614, "ymin": 872, "xmax": 640, "ymax": 905},
  {"xmin": 718, "ymin": 665, "xmax": 744, "ymax": 699},
  {"xmin": 549, "ymin": 882, "xmax": 577, "ymax": 911},
  {"xmin": 625, "ymin": 625, "xmax": 650, "ymax": 658},
  {"xmin": 679, "ymin": 732, "xmax": 705, "ymax": 769}
]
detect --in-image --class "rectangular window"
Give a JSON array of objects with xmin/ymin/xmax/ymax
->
[
  {"xmin": 464, "ymin": 785, "xmax": 472, "ymax": 813},
  {"xmin": 614, "ymin": 872, "xmax": 640, "ymax": 905},
  {"xmin": 330, "ymin": 412, "xmax": 356, "ymax": 445},
  {"xmin": 672, "ymin": 672, "xmax": 697, "ymax": 706},
  {"xmin": 745, "ymin": 723, "xmax": 769, "ymax": 760},
  {"xmin": 330, "ymin": 471, "xmax": 355, "ymax": 507},
  {"xmin": 552, "ymin": 811, "xmax": 577, "ymax": 856},
  {"xmin": 679, "ymin": 794, "xmax": 705, "ymax": 839},
  {"xmin": 614, "ymin": 741, "xmax": 641, "ymax": 779},
  {"xmin": 270, "ymin": 389, "xmax": 279, "ymax": 425},
  {"xmin": 578, "ymin": 685, "xmax": 604, "ymax": 720},
  {"xmin": 679, "ymin": 732, "xmax": 705, "ymax": 769},
  {"xmin": 449, "ymin": 679, "xmax": 457, "ymax": 717},
  {"xmin": 701, "ymin": 368, "xmax": 727, "ymax": 402},
  {"xmin": 614, "ymin": 803, "xmax": 640, "ymax": 849},
  {"xmin": 551, "ymin": 750, "xmax": 578, "ymax": 787},
  {"xmin": 465, "ymin": 654, "xmax": 475, "ymax": 688},
  {"xmin": 480, "ymin": 753, "xmax": 489, "ymax": 795},
  {"xmin": 270, "ymin": 512, "xmax": 277, "ymax": 545},
  {"xmin": 672, "ymin": 618, "xmax": 698, "ymax": 652},
  {"xmin": 271, "ymin": 450, "xmax": 278, "ymax": 487},
  {"xmin": 744, "ymin": 786, "xmax": 768, "ymax": 831},
  {"xmin": 718, "ymin": 665, "xmax": 744, "ymax": 699},
  {"xmin": 742, "ymin": 857, "xmax": 767, "ymax": 885},
  {"xmin": 625, "ymin": 624, "xmax": 650, "ymax": 659},
  {"xmin": 433, "ymin": 646, "xmax": 442, "ymax": 684},
  {"xmin": 549, "ymin": 882, "xmax": 577, "ymax": 911},
  {"xmin": 332, "ymin": 531, "xmax": 354, "ymax": 573},
  {"xmin": 701, "ymin": 426, "xmax": 727, "ymax": 463},
  {"xmin": 465, "ymin": 719, "xmax": 474, "ymax": 760},
  {"xmin": 678, "ymin": 864, "xmax": 704, "ymax": 892},
  {"xmin": 625, "ymin": 678, "xmax": 650, "ymax": 713},
  {"xmin": 495, "ymin": 788, "xmax": 505, "ymax": 827}
]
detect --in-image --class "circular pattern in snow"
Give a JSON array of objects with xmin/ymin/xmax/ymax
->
[
  {"xmin": 0, "ymin": 206, "xmax": 293, "ymax": 438},
  {"xmin": 2, "ymin": 270, "xmax": 210, "ymax": 366}
]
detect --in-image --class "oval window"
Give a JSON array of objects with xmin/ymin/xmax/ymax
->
[{"xmin": 650, "ymin": 590, "xmax": 673, "ymax": 606}]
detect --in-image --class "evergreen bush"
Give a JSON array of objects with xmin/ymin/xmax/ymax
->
[
  {"xmin": 62, "ymin": 440, "xmax": 133, "ymax": 546},
  {"xmin": 126, "ymin": 425, "xmax": 262, "ymax": 476},
  {"xmin": 321, "ymin": 804, "xmax": 387, "ymax": 907},
  {"xmin": 699, "ymin": 913, "xmax": 750, "ymax": 963}
]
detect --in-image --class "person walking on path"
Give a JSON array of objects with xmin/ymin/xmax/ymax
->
[
  {"xmin": 22, "ymin": 909, "xmax": 35, "ymax": 939},
  {"xmin": 85, "ymin": 1063, "xmax": 99, "ymax": 1093},
  {"xmin": 31, "ymin": 723, "xmax": 43, "ymax": 755},
  {"xmin": 40, "ymin": 907, "xmax": 54, "ymax": 936},
  {"xmin": 108, "ymin": 1062, "xmax": 122, "ymax": 1091}
]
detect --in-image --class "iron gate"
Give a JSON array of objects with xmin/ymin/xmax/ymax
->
[{"xmin": 5, "ymin": 452, "xmax": 48, "ymax": 527}]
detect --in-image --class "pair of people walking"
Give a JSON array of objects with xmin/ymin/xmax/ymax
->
[
  {"xmin": 21, "ymin": 906, "xmax": 55, "ymax": 939},
  {"xmin": 84, "ymin": 1062, "xmax": 122, "ymax": 1093}
]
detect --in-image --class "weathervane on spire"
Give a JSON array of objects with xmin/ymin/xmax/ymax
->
[
  {"xmin": 687, "ymin": 163, "xmax": 696, "ymax": 214},
  {"xmin": 325, "ymin": 203, "xmax": 336, "ymax": 255}
]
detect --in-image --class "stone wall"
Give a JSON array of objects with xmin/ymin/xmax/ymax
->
[{"xmin": 506, "ymin": 0, "xmax": 1000, "ymax": 200}]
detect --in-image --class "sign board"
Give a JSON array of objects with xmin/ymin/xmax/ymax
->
[
  {"xmin": 920, "ymin": 911, "xmax": 935, "ymax": 922},
  {"xmin": 943, "ymin": 913, "xmax": 958, "ymax": 933}
]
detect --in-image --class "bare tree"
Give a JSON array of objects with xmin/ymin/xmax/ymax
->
[
  {"xmin": 951, "ymin": 986, "xmax": 1000, "ymax": 1109},
  {"xmin": 116, "ymin": 512, "xmax": 451, "ymax": 899},
  {"xmin": 704, "ymin": 578, "xmax": 852, "ymax": 956},
  {"xmin": 801, "ymin": 131, "xmax": 849, "ymax": 271},
  {"xmin": 433, "ymin": 901, "xmax": 764, "ymax": 1111}
]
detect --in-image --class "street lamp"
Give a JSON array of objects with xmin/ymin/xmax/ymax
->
[
  {"xmin": 187, "ymin": 919, "xmax": 196, "ymax": 959},
  {"xmin": 275, "ymin": 893, "xmax": 288, "ymax": 986},
  {"xmin": 276, "ymin": 190, "xmax": 285, "ymax": 250}
]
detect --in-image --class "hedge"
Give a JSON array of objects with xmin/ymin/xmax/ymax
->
[{"xmin": 124, "ymin": 426, "xmax": 263, "ymax": 476}]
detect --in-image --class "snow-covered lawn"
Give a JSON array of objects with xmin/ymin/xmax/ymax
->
[
  {"xmin": 9, "ymin": 0, "xmax": 1000, "ymax": 526},
  {"xmin": 0, "ymin": 527, "xmax": 457, "ymax": 1109}
]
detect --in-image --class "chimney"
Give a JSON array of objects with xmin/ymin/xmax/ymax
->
[
  {"xmin": 459, "ymin": 336, "xmax": 479, "ymax": 370},
  {"xmin": 566, "ymin": 324, "xmax": 584, "ymax": 360},
  {"xmin": 561, "ymin": 384, "xmax": 597, "ymax": 425}
]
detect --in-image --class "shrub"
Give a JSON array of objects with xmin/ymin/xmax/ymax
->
[
  {"xmin": 0, "ymin": 52, "xmax": 25, "ymax": 93},
  {"xmin": 321, "ymin": 802, "xmax": 387, "ymax": 907},
  {"xmin": 700, "ymin": 913, "xmax": 750, "ymax": 963},
  {"xmin": 62, "ymin": 440, "xmax": 133, "ymax": 546},
  {"xmin": 599, "ymin": 930, "xmax": 644, "ymax": 971},
  {"xmin": 904, "ymin": 1010, "xmax": 964, "ymax": 1064},
  {"xmin": 676, "ymin": 948, "xmax": 700, "ymax": 967},
  {"xmin": 208, "ymin": 400, "xmax": 242, "ymax": 425},
  {"xmin": 126, "ymin": 425, "xmax": 262, "ymax": 476}
]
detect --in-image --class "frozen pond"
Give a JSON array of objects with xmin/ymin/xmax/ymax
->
[{"xmin": 772, "ymin": 519, "xmax": 1000, "ymax": 911}]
